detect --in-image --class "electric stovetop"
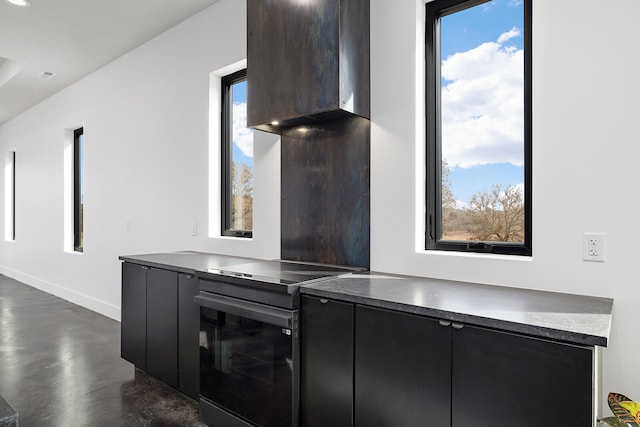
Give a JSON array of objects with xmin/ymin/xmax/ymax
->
[
  {"xmin": 197, "ymin": 259, "xmax": 364, "ymax": 294},
  {"xmin": 208, "ymin": 259, "xmax": 361, "ymax": 284}
]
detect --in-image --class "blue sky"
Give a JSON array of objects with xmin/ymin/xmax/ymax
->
[
  {"xmin": 231, "ymin": 80, "xmax": 253, "ymax": 167},
  {"xmin": 440, "ymin": 0, "xmax": 525, "ymax": 204}
]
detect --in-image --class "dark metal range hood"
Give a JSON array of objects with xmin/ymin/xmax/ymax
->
[
  {"xmin": 246, "ymin": 0, "xmax": 371, "ymax": 269},
  {"xmin": 247, "ymin": 0, "xmax": 370, "ymax": 134}
]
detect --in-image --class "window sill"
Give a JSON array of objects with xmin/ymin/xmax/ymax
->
[{"xmin": 415, "ymin": 248, "xmax": 532, "ymax": 262}]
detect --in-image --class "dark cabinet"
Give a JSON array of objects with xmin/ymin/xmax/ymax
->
[
  {"xmin": 121, "ymin": 262, "xmax": 147, "ymax": 369},
  {"xmin": 146, "ymin": 268, "xmax": 178, "ymax": 388},
  {"xmin": 121, "ymin": 263, "xmax": 201, "ymax": 399},
  {"xmin": 300, "ymin": 297, "xmax": 596, "ymax": 427},
  {"xmin": 300, "ymin": 295, "xmax": 354, "ymax": 427},
  {"xmin": 247, "ymin": 0, "xmax": 370, "ymax": 132},
  {"xmin": 177, "ymin": 274, "xmax": 200, "ymax": 399},
  {"xmin": 452, "ymin": 325, "xmax": 593, "ymax": 427},
  {"xmin": 355, "ymin": 305, "xmax": 451, "ymax": 427}
]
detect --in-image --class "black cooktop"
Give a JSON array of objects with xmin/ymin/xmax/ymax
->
[{"xmin": 205, "ymin": 260, "xmax": 362, "ymax": 286}]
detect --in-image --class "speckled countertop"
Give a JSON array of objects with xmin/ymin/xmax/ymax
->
[
  {"xmin": 301, "ymin": 272, "xmax": 613, "ymax": 347},
  {"xmin": 118, "ymin": 251, "xmax": 254, "ymax": 275}
]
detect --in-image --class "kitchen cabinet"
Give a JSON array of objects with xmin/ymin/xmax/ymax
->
[
  {"xmin": 355, "ymin": 305, "xmax": 451, "ymax": 427},
  {"xmin": 247, "ymin": 0, "xmax": 369, "ymax": 132},
  {"xmin": 300, "ymin": 296, "xmax": 354, "ymax": 427},
  {"xmin": 120, "ymin": 262, "xmax": 200, "ymax": 399},
  {"xmin": 121, "ymin": 262, "xmax": 147, "ymax": 369},
  {"xmin": 146, "ymin": 268, "xmax": 178, "ymax": 388},
  {"xmin": 452, "ymin": 325, "xmax": 593, "ymax": 427},
  {"xmin": 300, "ymin": 297, "xmax": 595, "ymax": 426},
  {"xmin": 177, "ymin": 273, "xmax": 200, "ymax": 399}
]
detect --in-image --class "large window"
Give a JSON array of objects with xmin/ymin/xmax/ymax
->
[
  {"xmin": 426, "ymin": 0, "xmax": 531, "ymax": 255},
  {"xmin": 73, "ymin": 128, "xmax": 84, "ymax": 252},
  {"xmin": 4, "ymin": 151, "xmax": 15, "ymax": 241},
  {"xmin": 221, "ymin": 69, "xmax": 253, "ymax": 238}
]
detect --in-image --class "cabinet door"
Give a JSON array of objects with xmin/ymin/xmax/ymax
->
[
  {"xmin": 452, "ymin": 325, "xmax": 593, "ymax": 427},
  {"xmin": 178, "ymin": 273, "xmax": 200, "ymax": 399},
  {"xmin": 146, "ymin": 268, "xmax": 178, "ymax": 388},
  {"xmin": 121, "ymin": 262, "xmax": 147, "ymax": 369},
  {"xmin": 300, "ymin": 296, "xmax": 354, "ymax": 427},
  {"xmin": 355, "ymin": 306, "xmax": 451, "ymax": 427}
]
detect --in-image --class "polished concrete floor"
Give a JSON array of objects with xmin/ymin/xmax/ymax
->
[{"xmin": 0, "ymin": 274, "xmax": 206, "ymax": 426}]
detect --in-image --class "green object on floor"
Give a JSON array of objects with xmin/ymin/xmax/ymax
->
[
  {"xmin": 601, "ymin": 416, "xmax": 635, "ymax": 427},
  {"xmin": 606, "ymin": 392, "xmax": 640, "ymax": 427}
]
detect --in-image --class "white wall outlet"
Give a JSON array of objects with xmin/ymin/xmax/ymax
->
[
  {"xmin": 125, "ymin": 220, "xmax": 132, "ymax": 232},
  {"xmin": 583, "ymin": 233, "xmax": 604, "ymax": 262},
  {"xmin": 191, "ymin": 221, "xmax": 198, "ymax": 236}
]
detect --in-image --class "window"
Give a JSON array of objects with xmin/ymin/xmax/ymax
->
[
  {"xmin": 221, "ymin": 69, "xmax": 253, "ymax": 238},
  {"xmin": 73, "ymin": 128, "xmax": 84, "ymax": 252},
  {"xmin": 4, "ymin": 151, "xmax": 15, "ymax": 241},
  {"xmin": 426, "ymin": 0, "xmax": 531, "ymax": 255}
]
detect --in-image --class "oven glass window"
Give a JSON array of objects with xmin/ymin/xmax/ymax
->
[{"xmin": 200, "ymin": 307, "xmax": 293, "ymax": 427}]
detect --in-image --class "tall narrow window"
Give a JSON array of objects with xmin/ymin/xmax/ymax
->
[
  {"xmin": 73, "ymin": 128, "xmax": 84, "ymax": 252},
  {"xmin": 221, "ymin": 69, "xmax": 253, "ymax": 238},
  {"xmin": 426, "ymin": 0, "xmax": 531, "ymax": 255},
  {"xmin": 4, "ymin": 151, "xmax": 15, "ymax": 241}
]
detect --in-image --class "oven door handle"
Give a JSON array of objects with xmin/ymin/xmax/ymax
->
[{"xmin": 194, "ymin": 293, "xmax": 295, "ymax": 329}]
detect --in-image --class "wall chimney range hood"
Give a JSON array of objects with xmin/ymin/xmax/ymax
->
[{"xmin": 247, "ymin": 0, "xmax": 370, "ymax": 133}]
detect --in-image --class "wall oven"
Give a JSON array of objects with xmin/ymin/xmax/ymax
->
[{"xmin": 194, "ymin": 260, "xmax": 360, "ymax": 427}]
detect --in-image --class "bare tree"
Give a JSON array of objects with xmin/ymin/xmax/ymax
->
[
  {"xmin": 231, "ymin": 161, "xmax": 253, "ymax": 231},
  {"xmin": 441, "ymin": 159, "xmax": 462, "ymax": 238},
  {"xmin": 466, "ymin": 183, "xmax": 524, "ymax": 242}
]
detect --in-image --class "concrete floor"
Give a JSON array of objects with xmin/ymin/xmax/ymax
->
[{"xmin": 0, "ymin": 274, "xmax": 206, "ymax": 426}]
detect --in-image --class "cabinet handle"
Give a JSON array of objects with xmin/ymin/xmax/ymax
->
[
  {"xmin": 452, "ymin": 322, "xmax": 464, "ymax": 330},
  {"xmin": 185, "ymin": 275, "xmax": 193, "ymax": 279},
  {"xmin": 319, "ymin": 299, "xmax": 329, "ymax": 304},
  {"xmin": 141, "ymin": 266, "xmax": 150, "ymax": 270},
  {"xmin": 439, "ymin": 320, "xmax": 451, "ymax": 327}
]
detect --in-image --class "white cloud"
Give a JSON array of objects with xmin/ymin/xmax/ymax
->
[
  {"xmin": 515, "ymin": 182, "xmax": 525, "ymax": 198},
  {"xmin": 455, "ymin": 199, "xmax": 469, "ymax": 209},
  {"xmin": 497, "ymin": 26, "xmax": 521, "ymax": 44},
  {"xmin": 233, "ymin": 102, "xmax": 253, "ymax": 158},
  {"xmin": 441, "ymin": 29, "xmax": 524, "ymax": 169}
]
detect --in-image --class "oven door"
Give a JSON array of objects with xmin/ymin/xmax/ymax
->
[{"xmin": 195, "ymin": 293, "xmax": 298, "ymax": 427}]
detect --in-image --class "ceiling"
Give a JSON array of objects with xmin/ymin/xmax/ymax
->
[{"xmin": 0, "ymin": 0, "xmax": 219, "ymax": 125}]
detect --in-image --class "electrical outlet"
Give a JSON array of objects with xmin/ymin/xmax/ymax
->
[
  {"xmin": 583, "ymin": 233, "xmax": 604, "ymax": 262},
  {"xmin": 191, "ymin": 221, "xmax": 198, "ymax": 236}
]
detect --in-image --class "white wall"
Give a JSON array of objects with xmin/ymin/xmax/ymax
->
[
  {"xmin": 0, "ymin": 0, "xmax": 280, "ymax": 320},
  {"xmin": 1, "ymin": 0, "xmax": 639, "ymax": 410}
]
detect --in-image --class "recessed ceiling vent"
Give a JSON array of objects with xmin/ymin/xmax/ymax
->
[{"xmin": 39, "ymin": 71, "xmax": 56, "ymax": 79}]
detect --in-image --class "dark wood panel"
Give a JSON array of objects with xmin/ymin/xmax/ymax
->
[
  {"xmin": 355, "ymin": 305, "xmax": 452, "ymax": 427},
  {"xmin": 247, "ymin": 0, "xmax": 369, "ymax": 131},
  {"xmin": 121, "ymin": 263, "xmax": 147, "ymax": 369},
  {"xmin": 452, "ymin": 325, "xmax": 593, "ymax": 427},
  {"xmin": 146, "ymin": 268, "xmax": 178, "ymax": 388},
  {"xmin": 281, "ymin": 116, "xmax": 370, "ymax": 268},
  {"xmin": 178, "ymin": 274, "xmax": 200, "ymax": 399},
  {"xmin": 300, "ymin": 296, "xmax": 354, "ymax": 427}
]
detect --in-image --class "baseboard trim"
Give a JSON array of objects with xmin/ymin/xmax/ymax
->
[{"xmin": 0, "ymin": 266, "xmax": 120, "ymax": 321}]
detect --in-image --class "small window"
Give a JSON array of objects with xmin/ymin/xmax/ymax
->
[
  {"xmin": 73, "ymin": 128, "xmax": 84, "ymax": 252},
  {"xmin": 426, "ymin": 0, "xmax": 531, "ymax": 255},
  {"xmin": 221, "ymin": 69, "xmax": 253, "ymax": 238},
  {"xmin": 4, "ymin": 151, "xmax": 15, "ymax": 241}
]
